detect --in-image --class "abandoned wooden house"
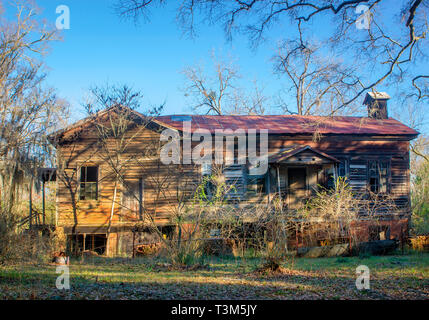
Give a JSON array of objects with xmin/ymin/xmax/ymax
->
[{"xmin": 47, "ymin": 92, "xmax": 418, "ymax": 256}]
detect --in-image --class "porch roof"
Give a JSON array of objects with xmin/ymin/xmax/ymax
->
[
  {"xmin": 268, "ymin": 145, "xmax": 340, "ymax": 164},
  {"xmin": 38, "ymin": 168, "xmax": 57, "ymax": 182}
]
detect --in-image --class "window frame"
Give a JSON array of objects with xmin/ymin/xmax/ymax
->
[
  {"xmin": 368, "ymin": 159, "xmax": 390, "ymax": 194},
  {"xmin": 79, "ymin": 165, "xmax": 99, "ymax": 201},
  {"xmin": 247, "ymin": 175, "xmax": 266, "ymax": 196},
  {"xmin": 223, "ymin": 164, "xmax": 245, "ymax": 200}
]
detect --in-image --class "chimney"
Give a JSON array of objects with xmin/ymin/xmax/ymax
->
[{"xmin": 363, "ymin": 91, "xmax": 390, "ymax": 119}]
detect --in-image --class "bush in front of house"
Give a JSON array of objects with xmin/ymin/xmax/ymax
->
[{"xmin": 0, "ymin": 212, "xmax": 63, "ymax": 265}]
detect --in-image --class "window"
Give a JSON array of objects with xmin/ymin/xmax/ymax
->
[
  {"xmin": 368, "ymin": 160, "xmax": 389, "ymax": 193},
  {"xmin": 84, "ymin": 234, "xmax": 107, "ymax": 255},
  {"xmin": 326, "ymin": 166, "xmax": 335, "ymax": 189},
  {"xmin": 368, "ymin": 161, "xmax": 379, "ymax": 192},
  {"xmin": 327, "ymin": 159, "xmax": 347, "ymax": 189},
  {"xmin": 201, "ymin": 176, "xmax": 215, "ymax": 200},
  {"xmin": 223, "ymin": 165, "xmax": 244, "ymax": 199},
  {"xmin": 379, "ymin": 161, "xmax": 389, "ymax": 193},
  {"xmin": 247, "ymin": 176, "xmax": 266, "ymax": 195},
  {"xmin": 201, "ymin": 163, "xmax": 212, "ymax": 176},
  {"xmin": 79, "ymin": 166, "xmax": 98, "ymax": 200},
  {"xmin": 349, "ymin": 162, "xmax": 367, "ymax": 192},
  {"xmin": 66, "ymin": 234, "xmax": 107, "ymax": 255},
  {"xmin": 338, "ymin": 159, "xmax": 348, "ymax": 177}
]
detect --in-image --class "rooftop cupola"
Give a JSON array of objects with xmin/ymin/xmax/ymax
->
[{"xmin": 363, "ymin": 91, "xmax": 390, "ymax": 120}]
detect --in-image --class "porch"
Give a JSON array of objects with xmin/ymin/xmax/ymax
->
[{"xmin": 267, "ymin": 146, "xmax": 340, "ymax": 209}]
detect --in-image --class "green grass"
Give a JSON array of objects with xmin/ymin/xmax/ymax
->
[{"xmin": 0, "ymin": 253, "xmax": 428, "ymax": 300}]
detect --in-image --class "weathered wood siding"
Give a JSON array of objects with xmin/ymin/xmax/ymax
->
[
  {"xmin": 56, "ymin": 124, "xmax": 199, "ymax": 229},
  {"xmin": 55, "ymin": 124, "xmax": 412, "ymax": 230},
  {"xmin": 268, "ymin": 135, "xmax": 411, "ymax": 218}
]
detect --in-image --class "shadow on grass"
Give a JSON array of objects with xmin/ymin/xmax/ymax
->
[
  {"xmin": 1, "ymin": 253, "xmax": 428, "ymax": 299},
  {"xmin": 0, "ymin": 257, "xmax": 428, "ymax": 300}
]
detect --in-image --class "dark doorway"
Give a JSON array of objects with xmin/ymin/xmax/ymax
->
[
  {"xmin": 287, "ymin": 167, "xmax": 307, "ymax": 209},
  {"xmin": 84, "ymin": 234, "xmax": 107, "ymax": 255}
]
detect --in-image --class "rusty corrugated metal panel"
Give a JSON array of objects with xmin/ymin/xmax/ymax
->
[{"xmin": 154, "ymin": 115, "xmax": 419, "ymax": 136}]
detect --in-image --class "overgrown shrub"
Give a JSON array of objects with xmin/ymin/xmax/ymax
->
[
  {"xmin": 0, "ymin": 213, "xmax": 20, "ymax": 264},
  {"xmin": 0, "ymin": 212, "xmax": 61, "ymax": 265},
  {"xmin": 167, "ymin": 237, "xmax": 205, "ymax": 266},
  {"xmin": 296, "ymin": 177, "xmax": 359, "ymax": 247},
  {"xmin": 410, "ymin": 235, "xmax": 429, "ymax": 251}
]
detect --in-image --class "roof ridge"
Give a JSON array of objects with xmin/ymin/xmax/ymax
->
[{"xmin": 156, "ymin": 114, "xmax": 397, "ymax": 119}]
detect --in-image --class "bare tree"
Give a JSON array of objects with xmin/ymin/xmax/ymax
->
[
  {"xmin": 274, "ymin": 37, "xmax": 361, "ymax": 115},
  {"xmin": 411, "ymin": 136, "xmax": 429, "ymax": 163},
  {"xmin": 182, "ymin": 54, "xmax": 240, "ymax": 115},
  {"xmin": 84, "ymin": 84, "xmax": 163, "ymax": 255},
  {"xmin": 229, "ymin": 80, "xmax": 269, "ymax": 115},
  {"xmin": 115, "ymin": 0, "xmax": 429, "ymax": 109},
  {"xmin": 183, "ymin": 54, "xmax": 270, "ymax": 115},
  {"xmin": 391, "ymin": 96, "xmax": 428, "ymax": 163},
  {"xmin": 0, "ymin": 1, "xmax": 68, "ymax": 214}
]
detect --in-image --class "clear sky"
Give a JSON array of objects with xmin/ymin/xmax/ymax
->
[
  {"xmin": 25, "ymin": 0, "xmax": 288, "ymax": 121},
  {"xmin": 3, "ymin": 0, "xmax": 428, "ymax": 133}
]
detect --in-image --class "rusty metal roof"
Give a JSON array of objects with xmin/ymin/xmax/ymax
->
[{"xmin": 154, "ymin": 115, "xmax": 419, "ymax": 136}]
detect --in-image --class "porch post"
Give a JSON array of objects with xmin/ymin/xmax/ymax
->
[
  {"xmin": 132, "ymin": 230, "xmax": 136, "ymax": 259},
  {"xmin": 29, "ymin": 180, "xmax": 32, "ymax": 228},
  {"xmin": 276, "ymin": 165, "xmax": 283, "ymax": 210},
  {"xmin": 266, "ymin": 168, "xmax": 271, "ymax": 204},
  {"xmin": 42, "ymin": 180, "xmax": 46, "ymax": 225},
  {"xmin": 83, "ymin": 233, "xmax": 86, "ymax": 252},
  {"xmin": 333, "ymin": 163, "xmax": 338, "ymax": 181}
]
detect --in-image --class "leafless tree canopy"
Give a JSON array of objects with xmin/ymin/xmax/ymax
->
[
  {"xmin": 274, "ymin": 36, "xmax": 361, "ymax": 115},
  {"xmin": 182, "ymin": 54, "xmax": 270, "ymax": 115},
  {"xmin": 182, "ymin": 56, "xmax": 240, "ymax": 115},
  {"xmin": 116, "ymin": 0, "xmax": 429, "ymax": 112},
  {"xmin": 0, "ymin": 1, "xmax": 68, "ymax": 213}
]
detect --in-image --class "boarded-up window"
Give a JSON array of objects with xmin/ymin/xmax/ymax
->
[
  {"xmin": 349, "ymin": 162, "xmax": 367, "ymax": 192},
  {"xmin": 79, "ymin": 166, "xmax": 98, "ymax": 200},
  {"xmin": 122, "ymin": 178, "xmax": 143, "ymax": 219},
  {"xmin": 223, "ymin": 164, "xmax": 244, "ymax": 199}
]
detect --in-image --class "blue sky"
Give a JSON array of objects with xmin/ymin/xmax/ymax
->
[
  {"xmin": 3, "ymin": 0, "xmax": 428, "ymax": 132},
  {"xmin": 26, "ymin": 0, "xmax": 287, "ymax": 121}
]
